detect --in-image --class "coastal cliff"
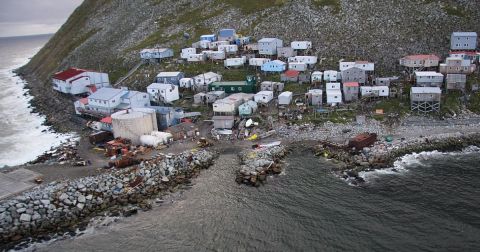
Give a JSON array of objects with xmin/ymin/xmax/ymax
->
[{"xmin": 16, "ymin": 0, "xmax": 480, "ymax": 132}]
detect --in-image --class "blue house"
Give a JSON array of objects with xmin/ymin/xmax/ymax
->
[
  {"xmin": 235, "ymin": 37, "xmax": 251, "ymax": 46},
  {"xmin": 451, "ymin": 32, "xmax": 478, "ymax": 50},
  {"xmin": 261, "ymin": 60, "xmax": 287, "ymax": 72},
  {"xmin": 218, "ymin": 29, "xmax": 236, "ymax": 42},
  {"xmin": 200, "ymin": 34, "xmax": 217, "ymax": 42}
]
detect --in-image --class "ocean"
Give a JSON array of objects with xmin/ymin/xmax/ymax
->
[
  {"xmin": 0, "ymin": 34, "xmax": 72, "ymax": 168},
  {"xmin": 36, "ymin": 147, "xmax": 480, "ymax": 251}
]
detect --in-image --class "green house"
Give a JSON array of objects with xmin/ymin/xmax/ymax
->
[{"xmin": 208, "ymin": 75, "xmax": 256, "ymax": 94}]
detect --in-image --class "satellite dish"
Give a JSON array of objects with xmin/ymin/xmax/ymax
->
[{"xmin": 183, "ymin": 33, "xmax": 190, "ymax": 40}]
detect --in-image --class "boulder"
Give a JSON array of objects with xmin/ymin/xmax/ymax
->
[{"xmin": 19, "ymin": 213, "xmax": 32, "ymax": 222}]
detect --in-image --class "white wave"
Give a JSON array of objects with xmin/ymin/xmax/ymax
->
[{"xmin": 0, "ymin": 47, "xmax": 75, "ymax": 168}]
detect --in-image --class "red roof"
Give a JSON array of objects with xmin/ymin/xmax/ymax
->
[
  {"xmin": 79, "ymin": 98, "xmax": 88, "ymax": 105},
  {"xmin": 402, "ymin": 54, "xmax": 440, "ymax": 61},
  {"xmin": 344, "ymin": 82, "xmax": 359, "ymax": 87},
  {"xmin": 53, "ymin": 68, "xmax": 86, "ymax": 81},
  {"xmin": 100, "ymin": 116, "xmax": 112, "ymax": 124},
  {"xmin": 449, "ymin": 51, "xmax": 480, "ymax": 56},
  {"xmin": 284, "ymin": 70, "xmax": 300, "ymax": 78}
]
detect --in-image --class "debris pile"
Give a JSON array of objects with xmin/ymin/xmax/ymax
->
[
  {"xmin": 0, "ymin": 150, "xmax": 217, "ymax": 247},
  {"xmin": 28, "ymin": 138, "xmax": 84, "ymax": 165},
  {"xmin": 236, "ymin": 144, "xmax": 287, "ymax": 186}
]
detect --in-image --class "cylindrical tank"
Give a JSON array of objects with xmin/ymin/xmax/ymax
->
[{"xmin": 111, "ymin": 108, "xmax": 158, "ymax": 145}]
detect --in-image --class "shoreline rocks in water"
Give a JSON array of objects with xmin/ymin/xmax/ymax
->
[
  {"xmin": 0, "ymin": 149, "xmax": 217, "ymax": 250},
  {"xmin": 236, "ymin": 145, "xmax": 288, "ymax": 187}
]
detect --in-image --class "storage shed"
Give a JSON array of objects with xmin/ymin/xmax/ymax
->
[
  {"xmin": 213, "ymin": 116, "xmax": 235, "ymax": 129},
  {"xmin": 278, "ymin": 91, "xmax": 293, "ymax": 105},
  {"xmin": 179, "ymin": 78, "xmax": 194, "ymax": 89},
  {"xmin": 254, "ymin": 91, "xmax": 274, "ymax": 104},
  {"xmin": 260, "ymin": 81, "xmax": 284, "ymax": 92},
  {"xmin": 311, "ymin": 71, "xmax": 323, "ymax": 83},
  {"xmin": 343, "ymin": 82, "xmax": 359, "ymax": 102},
  {"xmin": 277, "ymin": 47, "xmax": 296, "ymax": 58},
  {"xmin": 193, "ymin": 92, "xmax": 206, "ymax": 104},
  {"xmin": 305, "ymin": 89, "xmax": 323, "ymax": 106}
]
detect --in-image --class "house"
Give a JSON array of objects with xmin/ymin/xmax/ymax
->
[
  {"xmin": 213, "ymin": 93, "xmax": 253, "ymax": 116},
  {"xmin": 289, "ymin": 62, "xmax": 307, "ymax": 72},
  {"xmin": 193, "ymin": 72, "xmax": 222, "ymax": 92},
  {"xmin": 147, "ymin": 83, "xmax": 180, "ymax": 103},
  {"xmin": 258, "ymin": 38, "xmax": 283, "ymax": 55},
  {"xmin": 52, "ymin": 68, "xmax": 110, "ymax": 95},
  {"xmin": 449, "ymin": 51, "xmax": 480, "ymax": 64},
  {"xmin": 209, "ymin": 41, "xmax": 230, "ymax": 50},
  {"xmin": 165, "ymin": 122, "xmax": 198, "ymax": 140},
  {"xmin": 414, "ymin": 71, "xmax": 444, "ymax": 87},
  {"xmin": 277, "ymin": 47, "xmax": 296, "ymax": 58},
  {"xmin": 339, "ymin": 61, "xmax": 375, "ymax": 72},
  {"xmin": 210, "ymin": 50, "xmax": 226, "ymax": 60},
  {"xmin": 451, "ymin": 32, "xmax": 477, "ymax": 51},
  {"xmin": 224, "ymin": 57, "xmax": 245, "ymax": 68},
  {"xmin": 235, "ymin": 36, "xmax": 251, "ymax": 46},
  {"xmin": 439, "ymin": 56, "xmax": 476, "ymax": 74},
  {"xmin": 261, "ymin": 60, "xmax": 287, "ymax": 72},
  {"xmin": 341, "ymin": 67, "xmax": 366, "ymax": 84},
  {"xmin": 324, "ymin": 70, "xmax": 339, "ymax": 82},
  {"xmin": 446, "ymin": 74, "xmax": 467, "ymax": 90},
  {"xmin": 179, "ymin": 78, "xmax": 194, "ymax": 89},
  {"xmin": 260, "ymin": 81, "xmax": 284, "ymax": 92},
  {"xmin": 209, "ymin": 76, "xmax": 256, "ymax": 94},
  {"xmin": 213, "ymin": 116, "xmax": 235, "ymax": 129},
  {"xmin": 374, "ymin": 77, "xmax": 399, "ymax": 86},
  {"xmin": 343, "ymin": 82, "xmax": 359, "ymax": 102},
  {"xmin": 254, "ymin": 91, "xmax": 274, "ymax": 104},
  {"xmin": 278, "ymin": 91, "xmax": 293, "ymax": 105},
  {"xmin": 206, "ymin": 91, "xmax": 226, "ymax": 103},
  {"xmin": 239, "ymin": 100, "xmax": 258, "ymax": 118},
  {"xmin": 249, "ymin": 58, "xmax": 271, "ymax": 67},
  {"xmin": 326, "ymin": 86, "xmax": 342, "ymax": 105},
  {"xmin": 187, "ymin": 53, "xmax": 207, "ymax": 62},
  {"xmin": 281, "ymin": 70, "xmax": 300, "ymax": 82},
  {"xmin": 193, "ymin": 92, "xmax": 206, "ymax": 104},
  {"xmin": 399, "ymin": 54, "xmax": 440, "ymax": 68},
  {"xmin": 218, "ymin": 29, "xmax": 236, "ymax": 42},
  {"xmin": 360, "ymin": 86, "xmax": 389, "ymax": 98},
  {"xmin": 156, "ymin": 72, "xmax": 184, "ymax": 85},
  {"xmin": 245, "ymin": 43, "xmax": 259, "ymax": 51},
  {"xmin": 291, "ymin": 41, "xmax": 312, "ymax": 50},
  {"xmin": 311, "ymin": 71, "xmax": 323, "ymax": 83},
  {"xmin": 181, "ymin": 48, "xmax": 196, "ymax": 59},
  {"xmin": 218, "ymin": 44, "xmax": 238, "ymax": 54},
  {"xmin": 200, "ymin": 34, "xmax": 217, "ymax": 42},
  {"xmin": 139, "ymin": 48, "xmax": 173, "ymax": 61},
  {"xmin": 288, "ymin": 56, "xmax": 317, "ymax": 65},
  {"xmin": 74, "ymin": 87, "xmax": 149, "ymax": 116},
  {"xmin": 410, "ymin": 87, "xmax": 441, "ymax": 113},
  {"xmin": 305, "ymin": 89, "xmax": 323, "ymax": 106}
]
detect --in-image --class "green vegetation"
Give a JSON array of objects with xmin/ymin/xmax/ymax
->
[
  {"xmin": 284, "ymin": 83, "xmax": 309, "ymax": 94},
  {"xmin": 443, "ymin": 5, "xmax": 467, "ymax": 17},
  {"xmin": 311, "ymin": 0, "xmax": 341, "ymax": 14},
  {"xmin": 468, "ymin": 92, "xmax": 480, "ymax": 113},
  {"xmin": 220, "ymin": 0, "xmax": 287, "ymax": 14},
  {"xmin": 441, "ymin": 91, "xmax": 463, "ymax": 115},
  {"xmin": 374, "ymin": 98, "xmax": 410, "ymax": 116},
  {"xmin": 298, "ymin": 109, "xmax": 355, "ymax": 125}
]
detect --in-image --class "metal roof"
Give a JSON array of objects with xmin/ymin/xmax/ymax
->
[
  {"xmin": 452, "ymin": 32, "xmax": 477, "ymax": 37},
  {"xmin": 53, "ymin": 68, "xmax": 86, "ymax": 81},
  {"xmin": 414, "ymin": 71, "xmax": 444, "ymax": 77},
  {"xmin": 411, "ymin": 87, "xmax": 442, "ymax": 94},
  {"xmin": 156, "ymin": 72, "xmax": 182, "ymax": 77},
  {"xmin": 147, "ymin": 83, "xmax": 176, "ymax": 89},
  {"xmin": 259, "ymin": 38, "xmax": 279, "ymax": 43},
  {"xmin": 88, "ymin": 87, "xmax": 125, "ymax": 100}
]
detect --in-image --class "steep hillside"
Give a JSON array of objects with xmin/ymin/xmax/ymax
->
[{"xmin": 18, "ymin": 0, "xmax": 480, "ymax": 132}]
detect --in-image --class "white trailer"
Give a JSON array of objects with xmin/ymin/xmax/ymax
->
[
  {"xmin": 278, "ymin": 91, "xmax": 293, "ymax": 105},
  {"xmin": 291, "ymin": 41, "xmax": 312, "ymax": 50},
  {"xmin": 179, "ymin": 78, "xmax": 194, "ymax": 89},
  {"xmin": 254, "ymin": 91, "xmax": 274, "ymax": 104},
  {"xmin": 209, "ymin": 41, "xmax": 230, "ymax": 50},
  {"xmin": 210, "ymin": 50, "xmax": 226, "ymax": 60},
  {"xmin": 288, "ymin": 56, "xmax": 318, "ymax": 65},
  {"xmin": 249, "ymin": 58, "xmax": 271, "ymax": 67},
  {"xmin": 187, "ymin": 53, "xmax": 207, "ymax": 62},
  {"xmin": 218, "ymin": 44, "xmax": 238, "ymax": 54},
  {"xmin": 361, "ymin": 86, "xmax": 390, "ymax": 97},
  {"xmin": 224, "ymin": 57, "xmax": 245, "ymax": 67},
  {"xmin": 288, "ymin": 62, "xmax": 307, "ymax": 71},
  {"xmin": 181, "ymin": 48, "xmax": 196, "ymax": 59}
]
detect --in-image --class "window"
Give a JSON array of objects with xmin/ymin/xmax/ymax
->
[{"xmin": 112, "ymin": 100, "xmax": 115, "ymax": 103}]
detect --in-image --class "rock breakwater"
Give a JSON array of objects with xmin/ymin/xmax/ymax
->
[
  {"xmin": 0, "ymin": 150, "xmax": 217, "ymax": 249},
  {"xmin": 236, "ymin": 145, "xmax": 288, "ymax": 187}
]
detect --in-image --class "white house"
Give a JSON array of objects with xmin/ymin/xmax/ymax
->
[
  {"xmin": 324, "ymin": 70, "xmax": 339, "ymax": 82},
  {"xmin": 258, "ymin": 38, "xmax": 283, "ymax": 55},
  {"xmin": 209, "ymin": 41, "xmax": 230, "ymax": 50},
  {"xmin": 288, "ymin": 62, "xmax": 307, "ymax": 71},
  {"xmin": 260, "ymin": 81, "xmax": 284, "ymax": 92},
  {"xmin": 224, "ymin": 57, "xmax": 246, "ymax": 67},
  {"xmin": 218, "ymin": 44, "xmax": 238, "ymax": 54},
  {"xmin": 306, "ymin": 89, "xmax": 323, "ymax": 106},
  {"xmin": 326, "ymin": 82, "xmax": 342, "ymax": 105},
  {"xmin": 181, "ymin": 48, "xmax": 196, "ymax": 59},
  {"xmin": 187, "ymin": 53, "xmax": 207, "ymax": 62},
  {"xmin": 288, "ymin": 56, "xmax": 317, "ymax": 65},
  {"xmin": 52, "ymin": 68, "xmax": 110, "ymax": 95},
  {"xmin": 179, "ymin": 78, "xmax": 194, "ymax": 89},
  {"xmin": 254, "ymin": 91, "xmax": 274, "ymax": 104},
  {"xmin": 414, "ymin": 71, "xmax": 444, "ymax": 87},
  {"xmin": 360, "ymin": 86, "xmax": 389, "ymax": 97},
  {"xmin": 278, "ymin": 91, "xmax": 293, "ymax": 105},
  {"xmin": 210, "ymin": 50, "xmax": 226, "ymax": 60},
  {"xmin": 311, "ymin": 71, "xmax": 323, "ymax": 83},
  {"xmin": 249, "ymin": 58, "xmax": 271, "ymax": 67},
  {"xmin": 193, "ymin": 72, "xmax": 222, "ymax": 92},
  {"xmin": 339, "ymin": 61, "xmax": 375, "ymax": 72},
  {"xmin": 147, "ymin": 83, "xmax": 180, "ymax": 103},
  {"xmin": 74, "ymin": 87, "xmax": 149, "ymax": 116},
  {"xmin": 291, "ymin": 41, "xmax": 312, "ymax": 50},
  {"xmin": 140, "ymin": 48, "xmax": 173, "ymax": 60}
]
